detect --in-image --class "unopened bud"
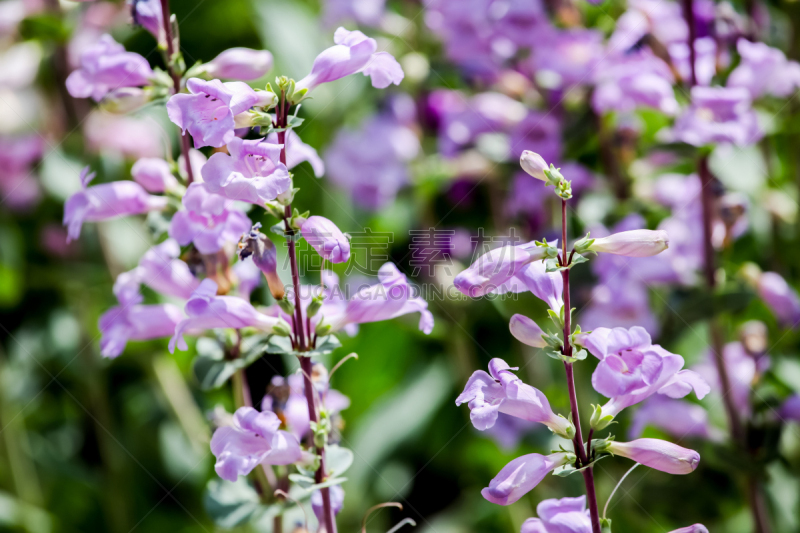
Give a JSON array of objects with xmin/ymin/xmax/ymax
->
[
  {"xmin": 271, "ymin": 319, "xmax": 292, "ymax": 337},
  {"xmin": 278, "ymin": 298, "xmax": 294, "ymax": 316},
  {"xmin": 589, "ymin": 230, "xmax": 668, "ymax": 257},
  {"xmin": 520, "ymin": 151, "xmax": 548, "ymax": 181},
  {"xmin": 602, "ymin": 438, "xmax": 700, "ymax": 475},
  {"xmin": 589, "ymin": 404, "xmax": 614, "ymax": 430},
  {"xmin": 306, "ymin": 295, "xmax": 323, "ymax": 318},
  {"xmin": 315, "ymin": 320, "xmax": 332, "ymax": 336}
]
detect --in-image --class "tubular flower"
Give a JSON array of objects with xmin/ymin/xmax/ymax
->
[
  {"xmin": 629, "ymin": 395, "xmax": 719, "ymax": 441},
  {"xmin": 266, "ymin": 130, "xmax": 325, "ymax": 177},
  {"xmin": 296, "ymin": 27, "xmax": 403, "ymax": 91},
  {"xmin": 166, "ymin": 78, "xmax": 272, "ymax": 148},
  {"xmin": 509, "ymin": 314, "xmax": 547, "ymax": 348},
  {"xmin": 66, "ymin": 34, "xmax": 153, "ymax": 101},
  {"xmin": 482, "ymin": 452, "xmax": 572, "ymax": 505},
  {"xmin": 169, "ymin": 182, "xmax": 251, "ymax": 254},
  {"xmin": 131, "ymin": 157, "xmax": 179, "ymax": 193},
  {"xmin": 201, "ymin": 137, "xmax": 291, "ymax": 204},
  {"xmin": 598, "ymin": 438, "xmax": 700, "ymax": 475},
  {"xmin": 205, "ymin": 48, "xmax": 273, "ymax": 80},
  {"xmin": 169, "ymin": 279, "xmax": 280, "ymax": 352},
  {"xmin": 301, "ymin": 216, "xmax": 350, "ymax": 264},
  {"xmin": 210, "ymin": 407, "xmax": 302, "ymax": 482},
  {"xmin": 456, "ymin": 358, "xmax": 574, "ymax": 438},
  {"xmin": 454, "ymin": 240, "xmax": 556, "ymax": 298},
  {"xmin": 121, "ymin": 239, "xmax": 201, "ymax": 300},
  {"xmin": 757, "ymin": 271, "xmax": 800, "ymax": 328},
  {"xmin": 521, "ymin": 496, "xmax": 591, "ymax": 533},
  {"xmin": 63, "ymin": 167, "xmax": 168, "ymax": 242},
  {"xmin": 130, "ymin": 0, "xmax": 165, "ymax": 45},
  {"xmin": 587, "ymin": 230, "xmax": 669, "ymax": 257},
  {"xmin": 581, "ymin": 326, "xmax": 710, "ymax": 418},
  {"xmin": 99, "ymin": 303, "xmax": 183, "ymax": 358}
]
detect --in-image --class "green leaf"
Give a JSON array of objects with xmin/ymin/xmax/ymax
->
[
  {"xmin": 325, "ymin": 445, "xmax": 354, "ymax": 477},
  {"xmin": 265, "ymin": 335, "xmax": 294, "ymax": 355},
  {"xmin": 306, "ymin": 335, "xmax": 342, "ymax": 357},
  {"xmin": 204, "ymin": 478, "xmax": 261, "ymax": 528},
  {"xmin": 193, "ymin": 335, "xmax": 272, "ymax": 390}
]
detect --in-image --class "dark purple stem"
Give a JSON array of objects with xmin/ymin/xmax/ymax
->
[
  {"xmin": 276, "ymin": 95, "xmax": 336, "ymax": 533},
  {"xmin": 159, "ymin": 0, "xmax": 194, "ymax": 184},
  {"xmin": 560, "ymin": 199, "xmax": 601, "ymax": 533}
]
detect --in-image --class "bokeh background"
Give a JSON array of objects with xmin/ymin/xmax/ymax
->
[{"xmin": 3, "ymin": 0, "xmax": 800, "ymax": 532}]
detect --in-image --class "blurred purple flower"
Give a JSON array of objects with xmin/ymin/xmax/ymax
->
[
  {"xmin": 521, "ymin": 496, "xmax": 591, "ymax": 533},
  {"xmin": 301, "ymin": 216, "xmax": 350, "ymax": 264},
  {"xmin": 0, "ymin": 134, "xmax": 43, "ymax": 211},
  {"xmin": 169, "ymin": 182, "xmax": 251, "ymax": 254},
  {"xmin": 323, "ymin": 0, "xmax": 385, "ymax": 27},
  {"xmin": 201, "ymin": 137, "xmax": 290, "ymax": 204},
  {"xmin": 266, "ymin": 130, "xmax": 325, "ymax": 177},
  {"xmin": 169, "ymin": 279, "xmax": 280, "ymax": 352},
  {"xmin": 312, "ymin": 485, "xmax": 345, "ymax": 523},
  {"xmin": 668, "ymin": 36, "xmax": 717, "ymax": 86},
  {"xmin": 671, "ymin": 86, "xmax": 762, "ymax": 147},
  {"xmin": 728, "ymin": 39, "xmax": 800, "ymax": 99},
  {"xmin": 296, "ymin": 27, "xmax": 403, "ymax": 91},
  {"xmin": 779, "ymin": 394, "xmax": 800, "ymax": 423},
  {"xmin": 582, "ymin": 326, "xmax": 709, "ymax": 417},
  {"xmin": 629, "ymin": 395, "xmax": 720, "ymax": 441},
  {"xmin": 206, "ymin": 48, "xmax": 273, "ymax": 80},
  {"xmin": 456, "ymin": 358, "xmax": 573, "ymax": 437},
  {"xmin": 63, "ymin": 167, "xmax": 168, "ymax": 243},
  {"xmin": 482, "ymin": 452, "xmax": 571, "ymax": 505},
  {"xmin": 167, "ymin": 78, "xmax": 269, "ymax": 148},
  {"xmin": 131, "ymin": 157, "xmax": 179, "ymax": 193},
  {"xmin": 593, "ymin": 51, "xmax": 677, "ymax": 115},
  {"xmin": 136, "ymin": 239, "xmax": 201, "ymax": 299},
  {"xmin": 232, "ymin": 257, "xmax": 262, "ymax": 301},
  {"xmin": 84, "ymin": 112, "xmax": 163, "ymax": 159},
  {"xmin": 129, "ymin": 0, "xmax": 164, "ymax": 45},
  {"xmin": 580, "ymin": 278, "xmax": 660, "ymax": 337},
  {"xmin": 484, "ymin": 412, "xmax": 536, "ymax": 451},
  {"xmin": 694, "ymin": 342, "xmax": 765, "ymax": 417},
  {"xmin": 528, "ymin": 26, "xmax": 602, "ymax": 90},
  {"xmin": 509, "ymin": 111, "xmax": 561, "ymax": 161},
  {"xmin": 210, "ymin": 407, "xmax": 301, "ymax": 482},
  {"xmin": 494, "ymin": 261, "xmax": 563, "ymax": 310},
  {"xmin": 325, "ymin": 110, "xmax": 418, "ymax": 209},
  {"xmin": 670, "ymin": 526, "xmax": 709, "ymax": 533},
  {"xmin": 66, "ymin": 34, "xmax": 153, "ymax": 101},
  {"xmin": 757, "ymin": 271, "xmax": 800, "ymax": 328}
]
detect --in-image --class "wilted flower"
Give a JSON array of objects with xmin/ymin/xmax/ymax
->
[
  {"xmin": 210, "ymin": 407, "xmax": 302, "ymax": 481},
  {"xmin": 296, "ymin": 27, "xmax": 403, "ymax": 91},
  {"xmin": 456, "ymin": 358, "xmax": 574, "ymax": 438},
  {"xmin": 597, "ymin": 438, "xmax": 700, "ymax": 475},
  {"xmin": 201, "ymin": 137, "xmax": 291, "ymax": 204},
  {"xmin": 521, "ymin": 496, "xmax": 591, "ymax": 533},
  {"xmin": 169, "ymin": 182, "xmax": 251, "ymax": 254},
  {"xmin": 63, "ymin": 167, "xmax": 168, "ymax": 242},
  {"xmin": 301, "ymin": 216, "xmax": 350, "ymax": 264},
  {"xmin": 66, "ymin": 34, "xmax": 153, "ymax": 101},
  {"xmin": 482, "ymin": 452, "xmax": 572, "ymax": 505}
]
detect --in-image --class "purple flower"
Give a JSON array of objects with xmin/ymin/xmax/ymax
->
[
  {"xmin": 757, "ymin": 271, "xmax": 800, "ymax": 328},
  {"xmin": 0, "ymin": 135, "xmax": 43, "ymax": 211},
  {"xmin": 63, "ymin": 167, "xmax": 168, "ymax": 243},
  {"xmin": 454, "ymin": 240, "xmax": 555, "ymax": 298},
  {"xmin": 201, "ymin": 137, "xmax": 291, "ymax": 204},
  {"xmin": 301, "ymin": 216, "xmax": 350, "ymax": 264},
  {"xmin": 323, "ymin": 0, "xmax": 385, "ymax": 27},
  {"xmin": 99, "ymin": 303, "xmax": 183, "ymax": 358},
  {"xmin": 509, "ymin": 314, "xmax": 546, "ymax": 348},
  {"xmin": 602, "ymin": 438, "xmax": 700, "ymax": 475},
  {"xmin": 131, "ymin": 157, "xmax": 179, "ymax": 193},
  {"xmin": 668, "ymin": 36, "xmax": 717, "ymax": 86},
  {"xmin": 205, "ymin": 48, "xmax": 273, "ymax": 80},
  {"xmin": 669, "ymin": 526, "xmax": 708, "ymax": 533},
  {"xmin": 728, "ymin": 39, "xmax": 800, "ymax": 99},
  {"xmin": 169, "ymin": 182, "xmax": 251, "ymax": 254},
  {"xmin": 671, "ymin": 86, "xmax": 762, "ymax": 147},
  {"xmin": 528, "ymin": 26, "xmax": 602, "ymax": 90},
  {"xmin": 521, "ymin": 496, "xmax": 591, "ymax": 533},
  {"xmin": 779, "ymin": 394, "xmax": 800, "ymax": 423},
  {"xmin": 266, "ymin": 130, "xmax": 325, "ymax": 177},
  {"xmin": 324, "ymin": 111, "xmax": 418, "ymax": 209},
  {"xmin": 456, "ymin": 358, "xmax": 574, "ymax": 437},
  {"xmin": 608, "ymin": 0, "xmax": 688, "ymax": 51},
  {"xmin": 296, "ymin": 27, "xmax": 403, "ymax": 92},
  {"xmin": 312, "ymin": 485, "xmax": 345, "ymax": 523},
  {"xmin": 629, "ymin": 395, "xmax": 720, "ymax": 441},
  {"xmin": 169, "ymin": 279, "xmax": 280, "ymax": 352},
  {"xmin": 130, "ymin": 0, "xmax": 164, "ymax": 45},
  {"xmin": 324, "ymin": 263, "xmax": 433, "ymax": 334},
  {"xmin": 484, "ymin": 413, "xmax": 537, "ymax": 451},
  {"xmin": 693, "ymin": 342, "xmax": 763, "ymax": 417},
  {"xmin": 166, "ymin": 78, "xmax": 269, "ymax": 148},
  {"xmin": 135, "ymin": 239, "xmax": 201, "ymax": 299},
  {"xmin": 582, "ymin": 326, "xmax": 709, "ymax": 418},
  {"xmin": 588, "ymin": 229, "xmax": 669, "ymax": 257},
  {"xmin": 482, "ymin": 452, "xmax": 571, "ymax": 505},
  {"xmin": 509, "ymin": 111, "xmax": 561, "ymax": 161},
  {"xmin": 210, "ymin": 407, "xmax": 302, "ymax": 482},
  {"xmin": 593, "ymin": 51, "xmax": 677, "ymax": 115},
  {"xmin": 84, "ymin": 112, "xmax": 163, "ymax": 159},
  {"xmin": 495, "ymin": 261, "xmax": 563, "ymax": 310},
  {"xmin": 580, "ymin": 279, "xmax": 660, "ymax": 338},
  {"xmin": 66, "ymin": 34, "xmax": 153, "ymax": 101}
]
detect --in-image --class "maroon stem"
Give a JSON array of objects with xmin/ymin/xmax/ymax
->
[
  {"xmin": 277, "ymin": 96, "xmax": 336, "ymax": 533},
  {"xmin": 159, "ymin": 0, "xmax": 195, "ymax": 184},
  {"xmin": 681, "ymin": 0, "xmax": 698, "ymax": 86},
  {"xmin": 560, "ymin": 199, "xmax": 601, "ymax": 533}
]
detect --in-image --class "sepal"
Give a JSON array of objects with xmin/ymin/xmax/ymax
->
[{"xmin": 589, "ymin": 404, "xmax": 615, "ymax": 430}]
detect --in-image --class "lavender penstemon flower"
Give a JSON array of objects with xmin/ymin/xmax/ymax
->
[{"xmin": 455, "ymin": 153, "xmax": 707, "ymax": 533}]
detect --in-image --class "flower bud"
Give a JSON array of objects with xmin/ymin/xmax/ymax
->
[
  {"xmin": 278, "ymin": 298, "xmax": 295, "ymax": 316},
  {"xmin": 271, "ymin": 319, "xmax": 292, "ymax": 337},
  {"xmin": 315, "ymin": 320, "xmax": 332, "ymax": 336},
  {"xmin": 131, "ymin": 157, "xmax": 179, "ymax": 193},
  {"xmin": 520, "ymin": 151, "xmax": 548, "ymax": 181},
  {"xmin": 301, "ymin": 216, "xmax": 350, "ymax": 264},
  {"xmin": 238, "ymin": 224, "xmax": 285, "ymax": 300},
  {"xmin": 588, "ymin": 230, "xmax": 669, "ymax": 257},
  {"xmin": 599, "ymin": 438, "xmax": 700, "ymax": 474},
  {"xmin": 509, "ymin": 314, "xmax": 547, "ymax": 348},
  {"xmin": 306, "ymin": 295, "xmax": 323, "ymax": 318},
  {"xmin": 206, "ymin": 48, "xmax": 273, "ymax": 80},
  {"xmin": 589, "ymin": 404, "xmax": 615, "ymax": 431}
]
